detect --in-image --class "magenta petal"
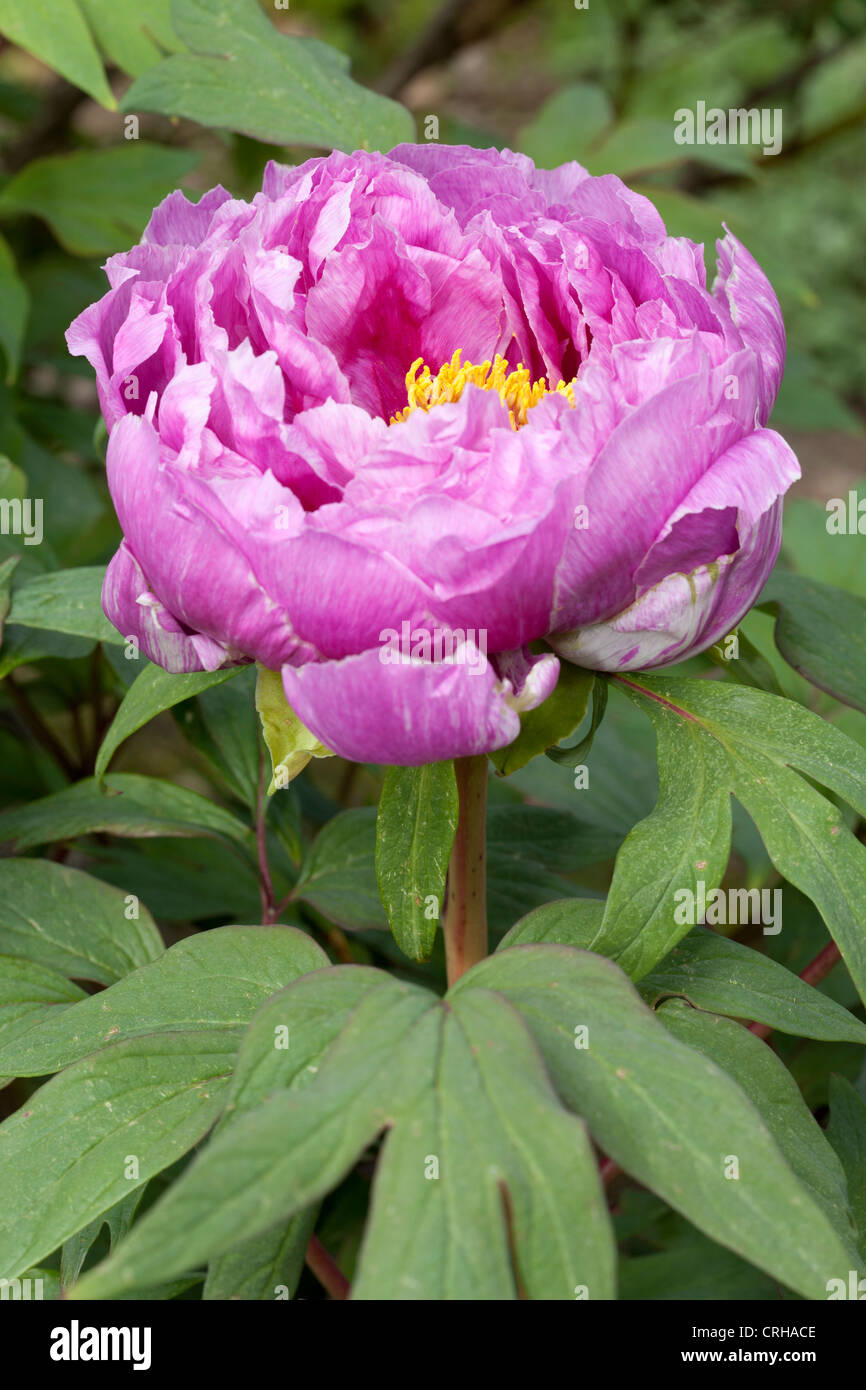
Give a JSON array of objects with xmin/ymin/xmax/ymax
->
[
  {"xmin": 551, "ymin": 429, "xmax": 799, "ymax": 670},
  {"xmin": 105, "ymin": 413, "xmax": 308, "ymax": 670},
  {"xmin": 552, "ymin": 345, "xmax": 761, "ymax": 630},
  {"xmin": 491, "ymin": 647, "xmax": 560, "ymax": 711},
  {"xmin": 103, "ymin": 543, "xmax": 229, "ymax": 673},
  {"xmin": 142, "ymin": 186, "xmax": 233, "ymax": 247},
  {"xmin": 281, "ymin": 646, "xmax": 520, "ymax": 765},
  {"xmin": 281, "ymin": 641, "xmax": 559, "ymax": 766},
  {"xmin": 713, "ymin": 229, "xmax": 786, "ymax": 424}
]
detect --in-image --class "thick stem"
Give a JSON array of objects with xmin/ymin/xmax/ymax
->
[{"xmin": 443, "ymin": 755, "xmax": 489, "ymax": 988}]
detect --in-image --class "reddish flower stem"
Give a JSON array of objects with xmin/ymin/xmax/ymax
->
[
  {"xmin": 443, "ymin": 755, "xmax": 489, "ymax": 988},
  {"xmin": 305, "ymin": 1235, "xmax": 350, "ymax": 1300},
  {"xmin": 749, "ymin": 940, "xmax": 842, "ymax": 1040}
]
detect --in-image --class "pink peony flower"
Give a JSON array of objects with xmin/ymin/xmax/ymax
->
[{"xmin": 67, "ymin": 145, "xmax": 799, "ymax": 765}]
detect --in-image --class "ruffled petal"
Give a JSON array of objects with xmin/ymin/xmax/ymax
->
[
  {"xmin": 105, "ymin": 412, "xmax": 309, "ymax": 669},
  {"xmin": 550, "ymin": 429, "xmax": 799, "ymax": 669},
  {"xmin": 103, "ymin": 542, "xmax": 230, "ymax": 673},
  {"xmin": 713, "ymin": 228, "xmax": 785, "ymax": 424},
  {"xmin": 281, "ymin": 640, "xmax": 559, "ymax": 765}
]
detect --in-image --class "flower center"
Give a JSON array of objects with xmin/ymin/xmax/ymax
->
[{"xmin": 391, "ymin": 349, "xmax": 576, "ymax": 430}]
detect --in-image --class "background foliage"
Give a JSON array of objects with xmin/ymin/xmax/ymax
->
[{"xmin": 1, "ymin": 0, "xmax": 865, "ymax": 1302}]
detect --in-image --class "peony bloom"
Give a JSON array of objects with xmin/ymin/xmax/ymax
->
[{"xmin": 68, "ymin": 145, "xmax": 799, "ymax": 765}]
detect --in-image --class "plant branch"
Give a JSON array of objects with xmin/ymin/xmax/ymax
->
[
  {"xmin": 271, "ymin": 888, "xmax": 295, "ymax": 921},
  {"xmin": 305, "ymin": 1235, "xmax": 350, "ymax": 1300},
  {"xmin": 376, "ymin": 0, "xmax": 532, "ymax": 98},
  {"xmin": 2, "ymin": 675, "xmax": 78, "ymax": 779},
  {"xmin": 442, "ymin": 755, "xmax": 488, "ymax": 987}
]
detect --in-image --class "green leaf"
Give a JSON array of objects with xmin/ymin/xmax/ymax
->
[
  {"xmin": 545, "ymin": 674, "xmax": 608, "ymax": 767},
  {"xmin": 72, "ymin": 969, "xmax": 615, "ymax": 1301},
  {"xmin": 293, "ymin": 808, "xmax": 386, "ymax": 931},
  {"xmin": 497, "ymin": 898, "xmax": 606, "ymax": 952},
  {"xmin": 123, "ymin": 0, "xmax": 413, "ymax": 153},
  {"xmin": 759, "ymin": 570, "xmax": 866, "ymax": 715},
  {"xmin": 780, "ymin": 493, "xmax": 866, "ymax": 597},
  {"xmin": 507, "ymin": 679, "xmax": 657, "ymax": 832},
  {"xmin": 589, "ymin": 702, "xmax": 732, "ymax": 978},
  {"xmin": 826, "ymin": 1076, "xmax": 866, "ymax": 1258},
  {"xmin": 61, "ymin": 1188, "xmax": 146, "ymax": 1288},
  {"xmin": 224, "ymin": 963, "xmax": 391, "ymax": 1117},
  {"xmin": 595, "ymin": 674, "xmax": 866, "ymax": 994},
  {"xmin": 295, "ymin": 801, "xmax": 616, "ymax": 937},
  {"xmin": 0, "ymin": 145, "xmax": 199, "ymax": 256},
  {"xmin": 353, "ymin": 988, "xmax": 615, "ymax": 1301},
  {"xmin": 658, "ymin": 999, "xmax": 858, "ymax": 1252},
  {"xmin": 86, "ymin": 837, "xmax": 264, "ymax": 923},
  {"xmin": 0, "ymin": 956, "xmax": 86, "ymax": 1056},
  {"xmin": 0, "ymin": 1030, "xmax": 237, "ymax": 1281},
  {"xmin": 459, "ymin": 944, "xmax": 856, "ymax": 1300},
  {"xmin": 0, "ymin": 234, "xmax": 28, "ymax": 383},
  {"xmin": 0, "ymin": 859, "xmax": 163, "ymax": 984},
  {"xmin": 71, "ymin": 971, "xmax": 438, "ymax": 1298},
  {"xmin": 0, "ymin": 455, "xmax": 26, "ymax": 504},
  {"xmin": 0, "ymin": 924, "xmax": 326, "ymax": 1077},
  {"xmin": 0, "ymin": 0, "xmax": 116, "ymax": 108},
  {"xmin": 375, "ymin": 762, "xmax": 458, "ymax": 962},
  {"xmin": 78, "ymin": 0, "xmax": 182, "ymax": 78},
  {"xmin": 707, "ymin": 626, "xmax": 785, "ymax": 696},
  {"xmin": 486, "ymin": 805, "xmax": 615, "ymax": 929},
  {"xmin": 490, "ymin": 663, "xmax": 594, "ymax": 775},
  {"xmin": 182, "ymin": 664, "xmax": 259, "ymax": 806},
  {"xmin": 0, "ymin": 553, "xmax": 20, "ymax": 646},
  {"xmin": 202, "ymin": 1209, "xmax": 317, "ymax": 1301},
  {"xmin": 7, "ymin": 418, "xmax": 106, "ymax": 563},
  {"xmin": 619, "ymin": 1234, "xmax": 778, "ymax": 1300},
  {"xmin": 0, "ymin": 773, "xmax": 256, "ymax": 854},
  {"xmin": 96, "ymin": 663, "xmax": 243, "ymax": 778},
  {"xmin": 519, "ymin": 82, "xmax": 614, "ymax": 170},
  {"xmin": 6, "ymin": 566, "xmax": 120, "ymax": 642},
  {"xmin": 12, "ymin": 1267, "xmax": 63, "ymax": 1301},
  {"xmin": 0, "ymin": 627, "xmax": 96, "ymax": 679},
  {"xmin": 640, "ymin": 928, "xmax": 866, "ymax": 1044},
  {"xmin": 255, "ymin": 664, "xmax": 332, "ymax": 792}
]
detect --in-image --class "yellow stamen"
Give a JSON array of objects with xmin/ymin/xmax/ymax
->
[{"xmin": 390, "ymin": 349, "xmax": 576, "ymax": 430}]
